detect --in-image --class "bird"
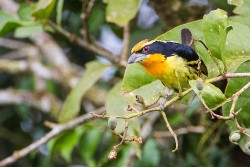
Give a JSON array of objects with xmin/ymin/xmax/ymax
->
[{"xmin": 127, "ymin": 29, "xmax": 208, "ymax": 109}]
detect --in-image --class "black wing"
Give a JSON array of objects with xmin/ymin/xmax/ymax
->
[
  {"xmin": 181, "ymin": 28, "xmax": 194, "ymax": 48},
  {"xmin": 148, "ymin": 41, "xmax": 208, "ymax": 76},
  {"xmin": 181, "ymin": 28, "xmax": 208, "ymax": 76},
  {"xmin": 147, "ymin": 41, "xmax": 200, "ymax": 62}
]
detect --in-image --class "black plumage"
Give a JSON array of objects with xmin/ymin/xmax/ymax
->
[
  {"xmin": 143, "ymin": 41, "xmax": 208, "ymax": 76},
  {"xmin": 146, "ymin": 41, "xmax": 199, "ymax": 61}
]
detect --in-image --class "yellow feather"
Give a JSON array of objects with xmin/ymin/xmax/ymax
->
[
  {"xmin": 139, "ymin": 54, "xmax": 198, "ymax": 90},
  {"xmin": 131, "ymin": 39, "xmax": 156, "ymax": 53}
]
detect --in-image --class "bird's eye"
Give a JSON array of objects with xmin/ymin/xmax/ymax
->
[{"xmin": 143, "ymin": 46, "xmax": 149, "ymax": 52}]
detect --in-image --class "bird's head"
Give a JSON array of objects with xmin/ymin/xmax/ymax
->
[{"xmin": 128, "ymin": 39, "xmax": 157, "ymax": 64}]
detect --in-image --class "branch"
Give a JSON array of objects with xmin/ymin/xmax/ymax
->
[
  {"xmin": 92, "ymin": 73, "xmax": 250, "ymax": 121},
  {"xmin": 113, "ymin": 120, "xmax": 129, "ymax": 150},
  {"xmin": 0, "ymin": 0, "xmax": 83, "ymax": 89},
  {"xmin": 0, "ymin": 107, "xmax": 105, "ymax": 167},
  {"xmin": 231, "ymin": 81, "xmax": 250, "ymax": 98},
  {"xmin": 81, "ymin": 0, "xmax": 96, "ymax": 42},
  {"xmin": 206, "ymin": 73, "xmax": 250, "ymax": 83},
  {"xmin": 0, "ymin": 89, "xmax": 62, "ymax": 114},
  {"xmin": 92, "ymin": 72, "xmax": 250, "ymax": 153},
  {"xmin": 199, "ymin": 81, "xmax": 250, "ymax": 120},
  {"xmin": 91, "ymin": 87, "xmax": 193, "ymax": 119},
  {"xmin": 233, "ymin": 116, "xmax": 250, "ymax": 138},
  {"xmin": 120, "ymin": 23, "xmax": 130, "ymax": 66},
  {"xmin": 160, "ymin": 110, "xmax": 178, "ymax": 152},
  {"xmin": 0, "ymin": 38, "xmax": 31, "ymax": 49},
  {"xmin": 48, "ymin": 21, "xmax": 120, "ymax": 64},
  {"xmin": 0, "ymin": 59, "xmax": 61, "ymax": 81},
  {"xmin": 198, "ymin": 81, "xmax": 250, "ymax": 139},
  {"xmin": 230, "ymin": 82, "xmax": 250, "ymax": 138},
  {"xmin": 30, "ymin": 32, "xmax": 82, "ymax": 87},
  {"xmin": 0, "ymin": 49, "xmax": 33, "ymax": 60},
  {"xmin": 198, "ymin": 91, "xmax": 231, "ymax": 120},
  {"xmin": 30, "ymin": 33, "xmax": 69, "ymax": 67},
  {"xmin": 123, "ymin": 112, "xmax": 160, "ymax": 167}
]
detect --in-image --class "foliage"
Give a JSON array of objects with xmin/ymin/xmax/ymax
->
[
  {"xmin": 1, "ymin": 0, "xmax": 250, "ymax": 167},
  {"xmin": 60, "ymin": 61, "xmax": 109, "ymax": 122},
  {"xmin": 105, "ymin": 0, "xmax": 141, "ymax": 26}
]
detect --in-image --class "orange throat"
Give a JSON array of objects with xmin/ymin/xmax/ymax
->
[{"xmin": 140, "ymin": 54, "xmax": 167, "ymax": 78}]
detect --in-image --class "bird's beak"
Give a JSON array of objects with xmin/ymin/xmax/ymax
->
[{"xmin": 128, "ymin": 53, "xmax": 146, "ymax": 64}]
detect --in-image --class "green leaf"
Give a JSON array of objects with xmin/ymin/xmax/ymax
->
[
  {"xmin": 117, "ymin": 146, "xmax": 134, "ymax": 167},
  {"xmin": 189, "ymin": 80, "xmax": 226, "ymax": 109},
  {"xmin": 135, "ymin": 138, "xmax": 160, "ymax": 167},
  {"xmin": 222, "ymin": 21, "xmax": 250, "ymax": 72},
  {"xmin": 228, "ymin": 0, "xmax": 244, "ymax": 6},
  {"xmin": 60, "ymin": 61, "xmax": 109, "ymax": 122},
  {"xmin": 223, "ymin": 61, "xmax": 250, "ymax": 128},
  {"xmin": 212, "ymin": 0, "xmax": 235, "ymax": 11},
  {"xmin": 48, "ymin": 129, "xmax": 83, "ymax": 162},
  {"xmin": 14, "ymin": 25, "xmax": 43, "ymax": 38},
  {"xmin": 157, "ymin": 21, "xmax": 217, "ymax": 77},
  {"xmin": 32, "ymin": 0, "xmax": 56, "ymax": 19},
  {"xmin": 0, "ymin": 11, "xmax": 21, "ymax": 36},
  {"xmin": 56, "ymin": 0, "xmax": 64, "ymax": 25},
  {"xmin": 106, "ymin": 82, "xmax": 139, "ymax": 135},
  {"xmin": 239, "ymin": 129, "xmax": 250, "ymax": 155},
  {"xmin": 79, "ymin": 128, "xmax": 102, "ymax": 165},
  {"xmin": 122, "ymin": 63, "xmax": 157, "ymax": 92},
  {"xmin": 131, "ymin": 80, "xmax": 166, "ymax": 107},
  {"xmin": 202, "ymin": 9, "xmax": 231, "ymax": 63},
  {"xmin": 231, "ymin": 0, "xmax": 250, "ymax": 26},
  {"xmin": 18, "ymin": 4, "xmax": 33, "ymax": 21},
  {"xmin": 89, "ymin": 5, "xmax": 105, "ymax": 36},
  {"xmin": 157, "ymin": 20, "xmax": 250, "ymax": 78},
  {"xmin": 106, "ymin": 0, "xmax": 141, "ymax": 26}
]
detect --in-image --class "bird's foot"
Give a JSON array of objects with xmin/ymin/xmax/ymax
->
[
  {"xmin": 159, "ymin": 94, "xmax": 173, "ymax": 111},
  {"xmin": 159, "ymin": 101, "xmax": 165, "ymax": 111}
]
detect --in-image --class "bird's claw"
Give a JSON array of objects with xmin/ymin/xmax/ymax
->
[
  {"xmin": 159, "ymin": 89, "xmax": 174, "ymax": 111},
  {"xmin": 159, "ymin": 102, "xmax": 165, "ymax": 111}
]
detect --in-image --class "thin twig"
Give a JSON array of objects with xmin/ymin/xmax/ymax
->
[
  {"xmin": 0, "ymin": 107, "xmax": 105, "ymax": 167},
  {"xmin": 229, "ymin": 96, "xmax": 239, "ymax": 118},
  {"xmin": 160, "ymin": 110, "xmax": 178, "ymax": 152},
  {"xmin": 198, "ymin": 80, "xmax": 250, "ymax": 120},
  {"xmin": 92, "ymin": 73, "xmax": 250, "ymax": 120},
  {"xmin": 206, "ymin": 73, "xmax": 250, "ymax": 83},
  {"xmin": 48, "ymin": 21, "xmax": 120, "ymax": 64},
  {"xmin": 232, "ymin": 81, "xmax": 250, "ymax": 98},
  {"xmin": 198, "ymin": 81, "xmax": 250, "ymax": 140},
  {"xmin": 92, "ymin": 73, "xmax": 250, "ymax": 153},
  {"xmin": 81, "ymin": 0, "xmax": 96, "ymax": 42},
  {"xmin": 120, "ymin": 23, "xmax": 130, "ymax": 66},
  {"xmin": 114, "ymin": 119, "xmax": 129, "ymax": 150},
  {"xmin": 123, "ymin": 112, "xmax": 160, "ymax": 167},
  {"xmin": 0, "ymin": 59, "xmax": 61, "ymax": 81},
  {"xmin": 0, "ymin": 38, "xmax": 31, "ymax": 49},
  {"xmin": 198, "ymin": 91, "xmax": 231, "ymax": 120},
  {"xmin": 0, "ymin": 89, "xmax": 62, "ymax": 114},
  {"xmin": 228, "ymin": 82, "xmax": 250, "ymax": 139},
  {"xmin": 234, "ymin": 117, "xmax": 250, "ymax": 138}
]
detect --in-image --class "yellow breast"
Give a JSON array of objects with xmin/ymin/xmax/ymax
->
[{"xmin": 139, "ymin": 54, "xmax": 197, "ymax": 90}]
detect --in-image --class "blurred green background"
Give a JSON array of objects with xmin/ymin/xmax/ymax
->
[{"xmin": 0, "ymin": 0, "xmax": 250, "ymax": 167}]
